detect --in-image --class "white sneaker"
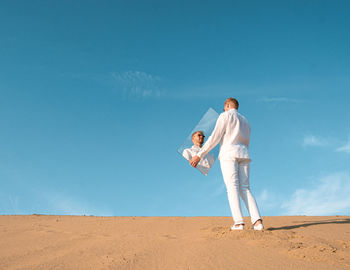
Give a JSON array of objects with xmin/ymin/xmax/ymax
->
[
  {"xmin": 231, "ymin": 224, "xmax": 244, "ymax": 231},
  {"xmin": 252, "ymin": 223, "xmax": 264, "ymax": 231}
]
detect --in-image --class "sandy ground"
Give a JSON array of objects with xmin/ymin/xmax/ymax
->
[{"xmin": 0, "ymin": 215, "xmax": 349, "ymax": 270}]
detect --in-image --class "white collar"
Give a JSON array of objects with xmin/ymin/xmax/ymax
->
[{"xmin": 191, "ymin": 145, "xmax": 201, "ymax": 150}]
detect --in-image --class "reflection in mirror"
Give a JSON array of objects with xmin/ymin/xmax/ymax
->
[{"xmin": 178, "ymin": 108, "xmax": 220, "ymax": 176}]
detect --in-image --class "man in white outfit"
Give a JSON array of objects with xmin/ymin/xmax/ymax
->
[
  {"xmin": 182, "ymin": 131, "xmax": 215, "ymax": 176},
  {"xmin": 190, "ymin": 98, "xmax": 263, "ymax": 231}
]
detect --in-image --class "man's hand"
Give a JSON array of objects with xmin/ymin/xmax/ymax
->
[{"xmin": 190, "ymin": 155, "xmax": 201, "ymax": 168}]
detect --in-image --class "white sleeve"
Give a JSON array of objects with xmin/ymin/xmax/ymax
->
[
  {"xmin": 182, "ymin": 149, "xmax": 192, "ymax": 161},
  {"xmin": 207, "ymin": 153, "xmax": 215, "ymax": 167},
  {"xmin": 197, "ymin": 113, "xmax": 226, "ymax": 159}
]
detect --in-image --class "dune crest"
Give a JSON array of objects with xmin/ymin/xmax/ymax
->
[{"xmin": 0, "ymin": 215, "xmax": 349, "ymax": 269}]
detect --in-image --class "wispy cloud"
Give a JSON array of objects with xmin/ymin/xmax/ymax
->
[
  {"xmin": 167, "ymin": 83, "xmax": 251, "ymax": 100},
  {"xmin": 8, "ymin": 195, "xmax": 20, "ymax": 213},
  {"xmin": 111, "ymin": 70, "xmax": 165, "ymax": 99},
  {"xmin": 281, "ymin": 171, "xmax": 350, "ymax": 215},
  {"xmin": 258, "ymin": 97, "xmax": 304, "ymax": 103},
  {"xmin": 336, "ymin": 138, "xmax": 350, "ymax": 154},
  {"xmin": 255, "ymin": 188, "xmax": 291, "ymax": 216},
  {"xmin": 0, "ymin": 188, "xmax": 114, "ymax": 216},
  {"xmin": 0, "ymin": 191, "xmax": 25, "ymax": 215},
  {"xmin": 98, "ymin": 73, "xmax": 259, "ymax": 100},
  {"xmin": 302, "ymin": 134, "xmax": 350, "ymax": 152},
  {"xmin": 209, "ymin": 183, "xmax": 225, "ymax": 198},
  {"xmin": 40, "ymin": 191, "xmax": 114, "ymax": 216},
  {"xmin": 256, "ymin": 189, "xmax": 277, "ymax": 210},
  {"xmin": 302, "ymin": 135, "xmax": 329, "ymax": 147}
]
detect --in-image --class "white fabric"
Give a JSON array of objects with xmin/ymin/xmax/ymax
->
[
  {"xmin": 197, "ymin": 108, "xmax": 251, "ymax": 161},
  {"xmin": 220, "ymin": 158, "xmax": 261, "ymax": 225},
  {"xmin": 196, "ymin": 108, "xmax": 261, "ymax": 225},
  {"xmin": 183, "ymin": 145, "xmax": 215, "ymax": 176}
]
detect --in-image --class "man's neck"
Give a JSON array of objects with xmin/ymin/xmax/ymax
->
[{"xmin": 227, "ymin": 107, "xmax": 237, "ymax": 112}]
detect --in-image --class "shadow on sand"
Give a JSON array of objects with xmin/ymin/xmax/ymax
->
[{"xmin": 267, "ymin": 218, "xmax": 350, "ymax": 231}]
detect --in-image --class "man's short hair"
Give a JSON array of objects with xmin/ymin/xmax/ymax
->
[
  {"xmin": 225, "ymin": 97, "xmax": 239, "ymax": 109},
  {"xmin": 192, "ymin": 130, "xmax": 204, "ymax": 139}
]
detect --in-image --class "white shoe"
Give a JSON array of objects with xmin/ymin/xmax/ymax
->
[
  {"xmin": 252, "ymin": 223, "xmax": 264, "ymax": 231},
  {"xmin": 231, "ymin": 224, "xmax": 244, "ymax": 231}
]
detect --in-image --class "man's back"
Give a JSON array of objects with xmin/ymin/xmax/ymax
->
[
  {"xmin": 221, "ymin": 109, "xmax": 250, "ymax": 146},
  {"xmin": 218, "ymin": 108, "xmax": 251, "ymax": 160},
  {"xmin": 197, "ymin": 108, "xmax": 251, "ymax": 161}
]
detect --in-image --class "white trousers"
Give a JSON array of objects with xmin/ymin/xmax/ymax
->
[{"xmin": 220, "ymin": 158, "xmax": 261, "ymax": 225}]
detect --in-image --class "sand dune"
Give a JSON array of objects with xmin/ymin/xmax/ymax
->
[{"xmin": 0, "ymin": 215, "xmax": 349, "ymax": 269}]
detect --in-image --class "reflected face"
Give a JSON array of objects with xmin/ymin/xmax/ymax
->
[
  {"xmin": 224, "ymin": 102, "xmax": 231, "ymax": 112},
  {"xmin": 192, "ymin": 132, "xmax": 205, "ymax": 146}
]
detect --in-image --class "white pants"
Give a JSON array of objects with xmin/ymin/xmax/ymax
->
[{"xmin": 220, "ymin": 158, "xmax": 261, "ymax": 225}]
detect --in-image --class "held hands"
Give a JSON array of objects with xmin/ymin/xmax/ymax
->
[{"xmin": 190, "ymin": 155, "xmax": 201, "ymax": 168}]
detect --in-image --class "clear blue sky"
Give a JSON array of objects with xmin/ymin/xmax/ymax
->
[{"xmin": 1, "ymin": 0, "xmax": 350, "ymax": 217}]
